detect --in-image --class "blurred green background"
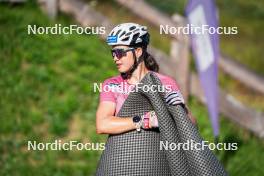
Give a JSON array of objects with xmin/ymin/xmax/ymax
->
[{"xmin": 0, "ymin": 0, "xmax": 264, "ymax": 175}]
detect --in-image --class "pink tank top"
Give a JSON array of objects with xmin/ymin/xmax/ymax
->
[{"xmin": 99, "ymin": 72, "xmax": 181, "ymax": 115}]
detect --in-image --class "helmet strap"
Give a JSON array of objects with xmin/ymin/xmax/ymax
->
[{"xmin": 121, "ymin": 49, "xmax": 145, "ymax": 79}]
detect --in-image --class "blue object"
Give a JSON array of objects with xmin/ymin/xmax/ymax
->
[{"xmin": 107, "ymin": 36, "xmax": 117, "ymax": 44}]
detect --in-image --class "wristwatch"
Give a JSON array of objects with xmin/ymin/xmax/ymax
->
[{"xmin": 132, "ymin": 115, "xmax": 142, "ymax": 132}]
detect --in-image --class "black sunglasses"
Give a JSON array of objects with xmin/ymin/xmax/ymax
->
[{"xmin": 111, "ymin": 48, "xmax": 135, "ymax": 59}]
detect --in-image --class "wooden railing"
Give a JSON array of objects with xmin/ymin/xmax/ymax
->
[
  {"xmin": 115, "ymin": 0, "xmax": 264, "ymax": 95},
  {"xmin": 39, "ymin": 0, "xmax": 264, "ymax": 138}
]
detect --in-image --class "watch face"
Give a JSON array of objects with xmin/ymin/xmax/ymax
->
[{"xmin": 133, "ymin": 116, "xmax": 141, "ymax": 123}]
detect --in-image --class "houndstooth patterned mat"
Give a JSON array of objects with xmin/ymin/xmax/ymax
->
[{"xmin": 96, "ymin": 72, "xmax": 227, "ymax": 176}]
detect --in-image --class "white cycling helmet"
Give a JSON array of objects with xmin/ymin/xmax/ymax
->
[{"xmin": 107, "ymin": 23, "xmax": 149, "ymax": 47}]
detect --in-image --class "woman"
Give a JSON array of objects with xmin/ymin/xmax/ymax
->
[{"xmin": 96, "ymin": 23, "xmax": 196, "ymax": 175}]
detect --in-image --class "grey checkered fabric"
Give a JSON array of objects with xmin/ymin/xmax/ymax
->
[{"xmin": 96, "ymin": 72, "xmax": 227, "ymax": 176}]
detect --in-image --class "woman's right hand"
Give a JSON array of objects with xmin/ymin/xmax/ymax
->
[{"xmin": 141, "ymin": 111, "xmax": 159, "ymax": 129}]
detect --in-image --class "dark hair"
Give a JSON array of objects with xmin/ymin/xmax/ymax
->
[
  {"xmin": 143, "ymin": 51, "xmax": 159, "ymax": 72},
  {"xmin": 120, "ymin": 46, "xmax": 159, "ymax": 79}
]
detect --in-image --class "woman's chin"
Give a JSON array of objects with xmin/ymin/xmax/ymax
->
[{"xmin": 118, "ymin": 68, "xmax": 127, "ymax": 72}]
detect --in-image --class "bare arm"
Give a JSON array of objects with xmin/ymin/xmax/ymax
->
[
  {"xmin": 96, "ymin": 101, "xmax": 136, "ymax": 135},
  {"xmin": 96, "ymin": 101, "xmax": 196, "ymax": 135}
]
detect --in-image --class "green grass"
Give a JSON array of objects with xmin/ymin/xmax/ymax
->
[
  {"xmin": 0, "ymin": 2, "xmax": 264, "ymax": 176},
  {"xmin": 0, "ymin": 2, "xmax": 113, "ymax": 175}
]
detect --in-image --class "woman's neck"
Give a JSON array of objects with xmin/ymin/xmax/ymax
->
[{"xmin": 127, "ymin": 63, "xmax": 149, "ymax": 85}]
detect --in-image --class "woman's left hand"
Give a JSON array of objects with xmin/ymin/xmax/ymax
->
[
  {"xmin": 165, "ymin": 91, "xmax": 196, "ymax": 125},
  {"xmin": 141, "ymin": 111, "xmax": 159, "ymax": 129}
]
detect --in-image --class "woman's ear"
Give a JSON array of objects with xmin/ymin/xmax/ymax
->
[{"xmin": 135, "ymin": 47, "xmax": 143, "ymax": 58}]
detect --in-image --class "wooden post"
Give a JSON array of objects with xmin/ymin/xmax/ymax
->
[
  {"xmin": 46, "ymin": 0, "xmax": 58, "ymax": 19},
  {"xmin": 38, "ymin": 0, "xmax": 58, "ymax": 20},
  {"xmin": 170, "ymin": 14, "xmax": 190, "ymax": 101}
]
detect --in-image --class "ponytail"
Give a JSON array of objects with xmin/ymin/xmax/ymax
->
[
  {"xmin": 143, "ymin": 51, "xmax": 159, "ymax": 72},
  {"xmin": 120, "ymin": 47, "xmax": 159, "ymax": 80}
]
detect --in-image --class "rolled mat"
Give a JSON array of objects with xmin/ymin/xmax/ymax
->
[{"xmin": 96, "ymin": 72, "xmax": 227, "ymax": 176}]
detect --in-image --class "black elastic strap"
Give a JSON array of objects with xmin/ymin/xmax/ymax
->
[{"xmin": 121, "ymin": 49, "xmax": 145, "ymax": 79}]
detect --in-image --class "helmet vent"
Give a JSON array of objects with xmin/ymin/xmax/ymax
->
[
  {"xmin": 119, "ymin": 31, "xmax": 126, "ymax": 37},
  {"xmin": 130, "ymin": 33, "xmax": 140, "ymax": 45},
  {"xmin": 115, "ymin": 29, "xmax": 121, "ymax": 36},
  {"xmin": 125, "ymin": 32, "xmax": 132, "ymax": 36},
  {"xmin": 121, "ymin": 37, "xmax": 130, "ymax": 41},
  {"xmin": 129, "ymin": 26, "xmax": 136, "ymax": 31},
  {"xmin": 133, "ymin": 29, "xmax": 139, "ymax": 33},
  {"xmin": 141, "ymin": 27, "xmax": 147, "ymax": 31}
]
